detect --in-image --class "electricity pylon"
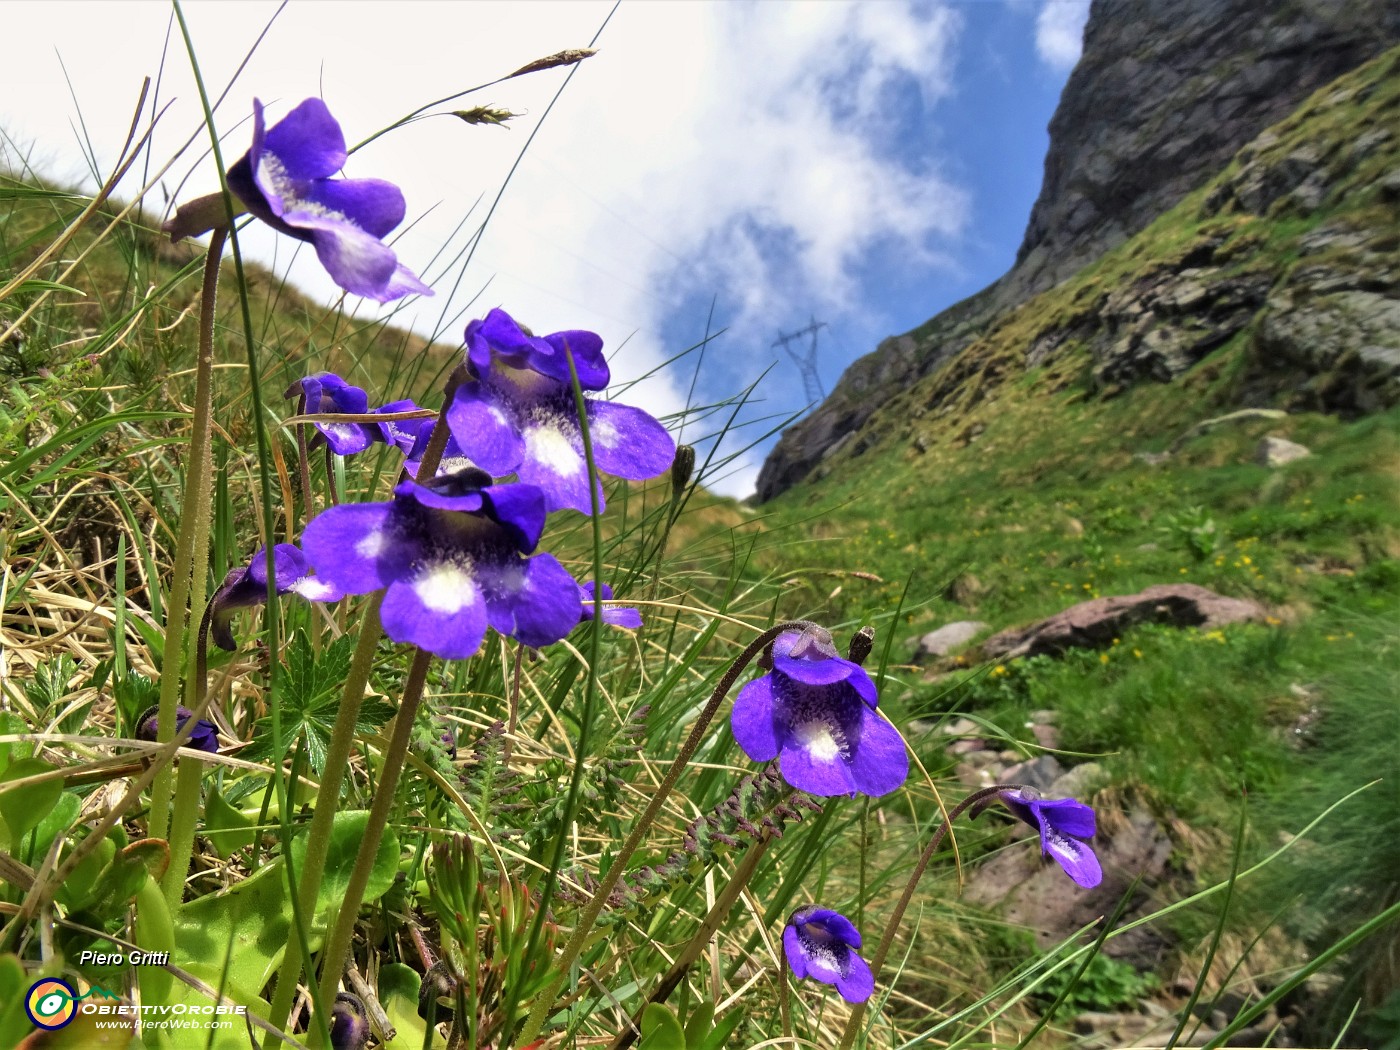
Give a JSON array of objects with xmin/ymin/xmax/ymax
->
[{"xmin": 772, "ymin": 317, "xmax": 827, "ymax": 403}]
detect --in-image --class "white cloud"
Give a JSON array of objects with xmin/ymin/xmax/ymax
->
[
  {"xmin": 1034, "ymin": 0, "xmax": 1091, "ymax": 72},
  {"xmin": 1, "ymin": 0, "xmax": 970, "ymax": 499}
]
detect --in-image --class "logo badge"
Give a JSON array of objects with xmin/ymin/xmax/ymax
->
[{"xmin": 25, "ymin": 978, "xmax": 78, "ymax": 1030}]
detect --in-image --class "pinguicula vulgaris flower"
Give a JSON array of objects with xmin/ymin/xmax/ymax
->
[
  {"xmin": 289, "ymin": 373, "xmax": 379, "ymax": 456},
  {"xmin": 329, "ymin": 992, "xmax": 369, "ymax": 1050},
  {"xmin": 375, "ymin": 399, "xmax": 429, "ymax": 455},
  {"xmin": 165, "ymin": 98, "xmax": 431, "ymax": 303},
  {"xmin": 137, "ymin": 704, "xmax": 220, "ymax": 755},
  {"xmin": 444, "ymin": 308, "xmax": 675, "ymax": 513},
  {"xmin": 783, "ymin": 906, "xmax": 874, "ymax": 1003},
  {"xmin": 207, "ymin": 544, "xmax": 345, "ymax": 651},
  {"xmin": 731, "ymin": 627, "xmax": 908, "ymax": 798},
  {"xmin": 301, "ymin": 467, "xmax": 581, "ymax": 659},
  {"xmin": 998, "ymin": 787, "xmax": 1102, "ymax": 888},
  {"xmin": 578, "ymin": 581, "xmax": 642, "ymax": 629}
]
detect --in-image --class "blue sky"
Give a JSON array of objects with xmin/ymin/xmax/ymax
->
[{"xmin": 1, "ymin": 0, "xmax": 1089, "ymax": 497}]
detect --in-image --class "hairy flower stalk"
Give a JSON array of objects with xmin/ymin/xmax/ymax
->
[
  {"xmin": 835, "ymin": 783, "xmax": 1102, "ymax": 1048},
  {"xmin": 149, "ymin": 224, "xmax": 228, "ymax": 844},
  {"xmin": 518, "ymin": 619, "xmax": 821, "ymax": 1044},
  {"xmin": 269, "ymin": 417, "xmax": 454, "ymax": 1030},
  {"xmin": 294, "ymin": 387, "xmax": 315, "ymax": 517}
]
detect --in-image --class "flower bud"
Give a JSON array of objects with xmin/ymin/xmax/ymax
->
[
  {"xmin": 847, "ymin": 626, "xmax": 876, "ymax": 666},
  {"xmin": 329, "ymin": 992, "xmax": 369, "ymax": 1050},
  {"xmin": 670, "ymin": 444, "xmax": 696, "ymax": 500}
]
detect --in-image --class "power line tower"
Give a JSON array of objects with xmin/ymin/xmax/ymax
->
[{"xmin": 772, "ymin": 316, "xmax": 827, "ymax": 404}]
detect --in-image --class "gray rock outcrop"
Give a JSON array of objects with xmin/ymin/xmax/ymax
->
[
  {"xmin": 756, "ymin": 0, "xmax": 1400, "ymax": 502},
  {"xmin": 1251, "ymin": 221, "xmax": 1400, "ymax": 412},
  {"xmin": 1012, "ymin": 0, "xmax": 1400, "ymax": 301}
]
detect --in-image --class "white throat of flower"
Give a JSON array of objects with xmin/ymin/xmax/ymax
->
[
  {"xmin": 413, "ymin": 560, "xmax": 478, "ymax": 614},
  {"xmin": 527, "ymin": 419, "xmax": 583, "ymax": 477},
  {"xmin": 795, "ymin": 720, "xmax": 846, "ymax": 762},
  {"xmin": 260, "ymin": 151, "xmax": 358, "ymax": 228}
]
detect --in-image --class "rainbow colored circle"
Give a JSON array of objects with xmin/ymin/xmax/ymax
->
[{"xmin": 25, "ymin": 978, "xmax": 77, "ymax": 1031}]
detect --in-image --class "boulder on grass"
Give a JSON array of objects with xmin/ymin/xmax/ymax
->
[
  {"xmin": 913, "ymin": 621, "xmax": 990, "ymax": 661},
  {"xmin": 1256, "ymin": 435, "xmax": 1311, "ymax": 467},
  {"xmin": 982, "ymin": 584, "xmax": 1267, "ymax": 660}
]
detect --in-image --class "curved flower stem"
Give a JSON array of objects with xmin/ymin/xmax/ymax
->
[
  {"xmin": 314, "ymin": 645, "xmax": 434, "ymax": 1033},
  {"xmin": 518, "ymin": 619, "xmax": 820, "ymax": 1044},
  {"xmin": 609, "ymin": 829, "xmax": 776, "ymax": 1050},
  {"xmin": 266, "ymin": 598, "xmax": 384, "ymax": 1029},
  {"xmin": 835, "ymin": 784, "xmax": 1017, "ymax": 1050},
  {"xmin": 149, "ymin": 224, "xmax": 227, "ymax": 842}
]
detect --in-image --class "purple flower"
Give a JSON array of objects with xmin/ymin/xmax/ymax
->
[
  {"xmin": 783, "ymin": 906, "xmax": 874, "ymax": 1003},
  {"xmin": 445, "ymin": 309, "xmax": 675, "ymax": 514},
  {"xmin": 165, "ymin": 98, "xmax": 431, "ymax": 303},
  {"xmin": 207, "ymin": 544, "xmax": 345, "ymax": 651},
  {"xmin": 731, "ymin": 628, "xmax": 907, "ymax": 798},
  {"xmin": 374, "ymin": 399, "xmax": 428, "ymax": 455},
  {"xmin": 231, "ymin": 98, "xmax": 431, "ymax": 302},
  {"xmin": 465, "ymin": 306, "xmax": 611, "ymax": 390},
  {"xmin": 301, "ymin": 468, "xmax": 582, "ymax": 659},
  {"xmin": 329, "ymin": 992, "xmax": 369, "ymax": 1050},
  {"xmin": 136, "ymin": 704, "xmax": 219, "ymax": 755},
  {"xmin": 288, "ymin": 373, "xmax": 377, "ymax": 456},
  {"xmin": 998, "ymin": 787, "xmax": 1102, "ymax": 888},
  {"xmin": 579, "ymin": 581, "xmax": 642, "ymax": 630}
]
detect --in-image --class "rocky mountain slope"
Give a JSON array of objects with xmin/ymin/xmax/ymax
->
[{"xmin": 756, "ymin": 0, "xmax": 1400, "ymax": 502}]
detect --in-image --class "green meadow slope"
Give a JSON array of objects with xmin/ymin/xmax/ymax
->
[{"xmin": 749, "ymin": 44, "xmax": 1400, "ymax": 1042}]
